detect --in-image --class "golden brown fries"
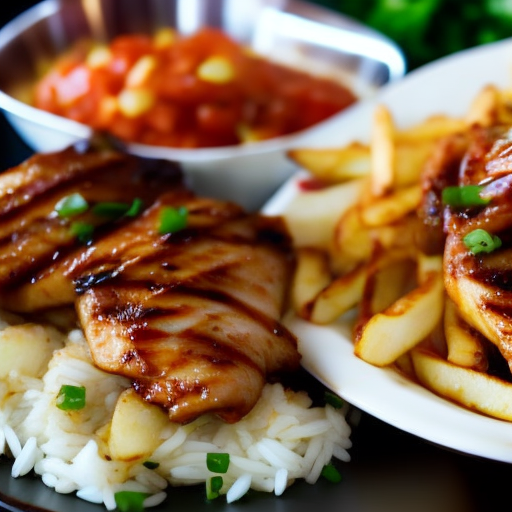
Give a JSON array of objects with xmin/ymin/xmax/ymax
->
[
  {"xmin": 370, "ymin": 104, "xmax": 395, "ymax": 196},
  {"xmin": 287, "ymin": 142, "xmax": 370, "ymax": 184},
  {"xmin": 443, "ymin": 297, "xmax": 488, "ymax": 371},
  {"xmin": 354, "ymin": 254, "xmax": 444, "ymax": 366},
  {"xmin": 411, "ymin": 349, "xmax": 512, "ymax": 422},
  {"xmin": 281, "ymin": 178, "xmax": 365, "ymax": 250},
  {"xmin": 291, "ymin": 248, "xmax": 332, "ymax": 319},
  {"xmin": 282, "ymin": 82, "xmax": 512, "ymax": 423}
]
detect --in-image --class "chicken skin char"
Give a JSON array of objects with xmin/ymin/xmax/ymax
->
[{"xmin": 0, "ymin": 143, "xmax": 300, "ymax": 423}]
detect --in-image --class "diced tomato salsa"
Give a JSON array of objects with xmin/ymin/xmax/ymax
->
[{"xmin": 33, "ymin": 27, "xmax": 357, "ymax": 149}]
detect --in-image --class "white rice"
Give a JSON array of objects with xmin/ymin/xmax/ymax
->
[{"xmin": 0, "ymin": 316, "xmax": 353, "ymax": 508}]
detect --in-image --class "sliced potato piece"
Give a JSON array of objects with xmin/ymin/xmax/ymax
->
[
  {"xmin": 287, "ymin": 142, "xmax": 370, "ymax": 183},
  {"xmin": 332, "ymin": 203, "xmax": 373, "ymax": 271},
  {"xmin": 361, "ymin": 184, "xmax": 422, "ymax": 227},
  {"xmin": 394, "ymin": 140, "xmax": 437, "ymax": 187},
  {"xmin": 370, "ymin": 104, "xmax": 395, "ymax": 196},
  {"xmin": 465, "ymin": 84, "xmax": 500, "ymax": 127},
  {"xmin": 395, "ymin": 115, "xmax": 466, "ymax": 142},
  {"xmin": 444, "ymin": 297, "xmax": 488, "ymax": 371},
  {"xmin": 282, "ymin": 177, "xmax": 365, "ymax": 249},
  {"xmin": 109, "ymin": 388, "xmax": 169, "ymax": 462},
  {"xmin": 291, "ymin": 248, "xmax": 331, "ymax": 319},
  {"xmin": 309, "ymin": 263, "xmax": 367, "ymax": 324},
  {"xmin": 0, "ymin": 323, "xmax": 65, "ymax": 378},
  {"xmin": 354, "ymin": 254, "xmax": 444, "ymax": 366},
  {"xmin": 367, "ymin": 257, "xmax": 416, "ymax": 315},
  {"xmin": 411, "ymin": 348, "xmax": 512, "ymax": 421}
]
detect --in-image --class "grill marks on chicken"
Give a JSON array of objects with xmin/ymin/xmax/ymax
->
[
  {"xmin": 0, "ymin": 143, "xmax": 183, "ymax": 311},
  {"xmin": 426, "ymin": 125, "xmax": 512, "ymax": 370},
  {"xmin": 76, "ymin": 204, "xmax": 299, "ymax": 423},
  {"xmin": 0, "ymin": 144, "xmax": 300, "ymax": 422}
]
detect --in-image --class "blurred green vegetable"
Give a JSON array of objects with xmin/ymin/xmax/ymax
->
[{"xmin": 312, "ymin": 0, "xmax": 512, "ymax": 70}]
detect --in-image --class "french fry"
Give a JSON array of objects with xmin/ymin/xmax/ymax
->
[
  {"xmin": 309, "ymin": 263, "xmax": 367, "ymax": 324},
  {"xmin": 395, "ymin": 115, "xmax": 466, "ymax": 142},
  {"xmin": 287, "ymin": 142, "xmax": 370, "ymax": 183},
  {"xmin": 367, "ymin": 256, "xmax": 416, "ymax": 315},
  {"xmin": 444, "ymin": 297, "xmax": 488, "ymax": 371},
  {"xmin": 465, "ymin": 84, "xmax": 500, "ymax": 127},
  {"xmin": 361, "ymin": 184, "xmax": 422, "ymax": 227},
  {"xmin": 394, "ymin": 140, "xmax": 438, "ymax": 186},
  {"xmin": 291, "ymin": 248, "xmax": 332, "ymax": 319},
  {"xmin": 286, "ymin": 80, "xmax": 512, "ymax": 422},
  {"xmin": 354, "ymin": 254, "xmax": 444, "ymax": 366},
  {"xmin": 370, "ymin": 104, "xmax": 395, "ymax": 196},
  {"xmin": 496, "ymin": 88, "xmax": 512, "ymax": 124},
  {"xmin": 331, "ymin": 204, "xmax": 374, "ymax": 272},
  {"xmin": 411, "ymin": 348, "xmax": 512, "ymax": 421},
  {"xmin": 282, "ymin": 178, "xmax": 365, "ymax": 249}
]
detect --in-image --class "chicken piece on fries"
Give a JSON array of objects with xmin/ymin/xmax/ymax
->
[{"xmin": 283, "ymin": 82, "xmax": 512, "ymax": 423}]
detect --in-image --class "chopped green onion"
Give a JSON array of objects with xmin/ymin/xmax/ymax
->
[
  {"xmin": 441, "ymin": 185, "xmax": 490, "ymax": 208},
  {"xmin": 206, "ymin": 476, "xmax": 224, "ymax": 500},
  {"xmin": 92, "ymin": 201, "xmax": 131, "ymax": 218},
  {"xmin": 70, "ymin": 221, "xmax": 94, "ymax": 244},
  {"xmin": 114, "ymin": 491, "xmax": 149, "ymax": 512},
  {"xmin": 142, "ymin": 460, "xmax": 160, "ymax": 470},
  {"xmin": 92, "ymin": 198, "xmax": 144, "ymax": 219},
  {"xmin": 56, "ymin": 385, "xmax": 86, "ymax": 411},
  {"xmin": 321, "ymin": 463, "xmax": 342, "ymax": 484},
  {"xmin": 158, "ymin": 206, "xmax": 188, "ymax": 234},
  {"xmin": 206, "ymin": 452, "xmax": 230, "ymax": 474},
  {"xmin": 125, "ymin": 198, "xmax": 144, "ymax": 217},
  {"xmin": 55, "ymin": 193, "xmax": 89, "ymax": 217},
  {"xmin": 463, "ymin": 228, "xmax": 502, "ymax": 255},
  {"xmin": 324, "ymin": 391, "xmax": 344, "ymax": 409}
]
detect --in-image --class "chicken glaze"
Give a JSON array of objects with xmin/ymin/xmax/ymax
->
[{"xmin": 0, "ymin": 141, "xmax": 300, "ymax": 423}]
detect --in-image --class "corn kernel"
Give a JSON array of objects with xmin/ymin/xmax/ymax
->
[
  {"xmin": 86, "ymin": 45, "xmax": 112, "ymax": 69},
  {"xmin": 125, "ymin": 55, "xmax": 157, "ymax": 88},
  {"xmin": 98, "ymin": 95, "xmax": 119, "ymax": 124},
  {"xmin": 236, "ymin": 124, "xmax": 261, "ymax": 143},
  {"xmin": 153, "ymin": 28, "xmax": 176, "ymax": 49},
  {"xmin": 118, "ymin": 89, "xmax": 154, "ymax": 118},
  {"xmin": 197, "ymin": 56, "xmax": 235, "ymax": 84}
]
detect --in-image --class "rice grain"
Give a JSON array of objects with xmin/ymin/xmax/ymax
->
[
  {"xmin": 226, "ymin": 474, "xmax": 252, "ymax": 503},
  {"xmin": 0, "ymin": 316, "xmax": 353, "ymax": 509}
]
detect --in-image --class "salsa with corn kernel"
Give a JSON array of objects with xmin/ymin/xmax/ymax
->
[{"xmin": 33, "ymin": 27, "xmax": 357, "ymax": 149}]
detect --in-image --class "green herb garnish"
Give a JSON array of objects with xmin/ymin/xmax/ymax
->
[
  {"xmin": 142, "ymin": 460, "xmax": 160, "ymax": 470},
  {"xmin": 321, "ymin": 463, "xmax": 342, "ymax": 484},
  {"xmin": 206, "ymin": 452, "xmax": 230, "ymax": 474},
  {"xmin": 55, "ymin": 193, "xmax": 89, "ymax": 217},
  {"xmin": 158, "ymin": 206, "xmax": 188, "ymax": 234},
  {"xmin": 206, "ymin": 476, "xmax": 224, "ymax": 500},
  {"xmin": 125, "ymin": 198, "xmax": 144, "ymax": 217},
  {"xmin": 114, "ymin": 491, "xmax": 149, "ymax": 512},
  {"xmin": 324, "ymin": 391, "xmax": 344, "ymax": 409},
  {"xmin": 441, "ymin": 185, "xmax": 490, "ymax": 208},
  {"xmin": 92, "ymin": 201, "xmax": 131, "ymax": 218},
  {"xmin": 70, "ymin": 221, "xmax": 94, "ymax": 244},
  {"xmin": 463, "ymin": 228, "xmax": 502, "ymax": 255},
  {"xmin": 92, "ymin": 198, "xmax": 144, "ymax": 219},
  {"xmin": 56, "ymin": 385, "xmax": 86, "ymax": 411}
]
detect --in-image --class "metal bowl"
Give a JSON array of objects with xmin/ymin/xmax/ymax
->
[{"xmin": 0, "ymin": 0, "xmax": 405, "ymax": 210}]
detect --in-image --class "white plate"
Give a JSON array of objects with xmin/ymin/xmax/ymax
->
[{"xmin": 263, "ymin": 37, "xmax": 512, "ymax": 463}]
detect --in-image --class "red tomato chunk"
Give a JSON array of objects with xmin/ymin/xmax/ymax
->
[{"xmin": 33, "ymin": 28, "xmax": 357, "ymax": 149}]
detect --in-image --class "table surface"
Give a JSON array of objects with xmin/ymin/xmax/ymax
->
[{"xmin": 0, "ymin": 3, "xmax": 511, "ymax": 511}]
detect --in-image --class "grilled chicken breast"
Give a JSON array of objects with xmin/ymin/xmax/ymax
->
[
  {"xmin": 75, "ymin": 197, "xmax": 299, "ymax": 423},
  {"xmin": 0, "ymin": 142, "xmax": 300, "ymax": 423},
  {"xmin": 0, "ymin": 141, "xmax": 183, "ymax": 311},
  {"xmin": 441, "ymin": 126, "xmax": 512, "ymax": 369}
]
